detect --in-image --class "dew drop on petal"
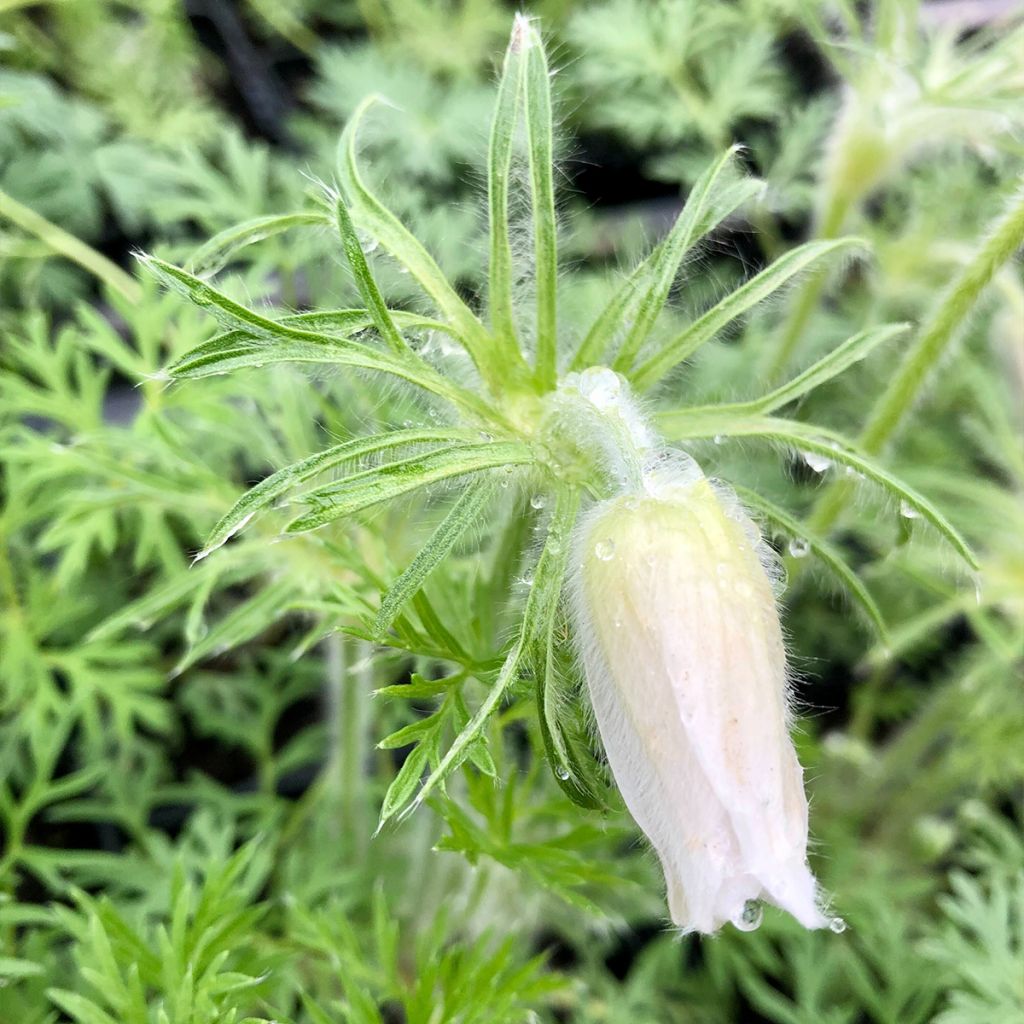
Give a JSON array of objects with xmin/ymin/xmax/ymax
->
[
  {"xmin": 829, "ymin": 916, "xmax": 847, "ymax": 934},
  {"xmin": 899, "ymin": 499, "xmax": 920, "ymax": 519},
  {"xmin": 554, "ymin": 765, "xmax": 570, "ymax": 781},
  {"xmin": 595, "ymin": 539, "xmax": 616, "ymax": 561},
  {"xmin": 788, "ymin": 538, "xmax": 810, "ymax": 558},
  {"xmin": 530, "ymin": 494, "xmax": 546, "ymax": 510},
  {"xmin": 733, "ymin": 900, "xmax": 763, "ymax": 932}
]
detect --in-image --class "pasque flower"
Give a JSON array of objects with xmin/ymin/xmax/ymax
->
[{"xmin": 570, "ymin": 459, "xmax": 827, "ymax": 934}]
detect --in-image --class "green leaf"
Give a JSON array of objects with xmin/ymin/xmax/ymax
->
[
  {"xmin": 751, "ymin": 322, "xmax": 910, "ymax": 413},
  {"xmin": 571, "ymin": 153, "xmax": 761, "ymax": 371},
  {"xmin": 172, "ymin": 578, "xmax": 300, "ymax": 675},
  {"xmin": 631, "ymin": 237, "xmax": 865, "ymax": 389},
  {"xmin": 611, "ymin": 146, "xmax": 762, "ymax": 372},
  {"xmin": 520, "ymin": 15, "xmax": 558, "ymax": 388},
  {"xmin": 659, "ymin": 414, "xmax": 979, "ymax": 569},
  {"xmin": 0, "ymin": 956, "xmax": 44, "ymax": 979},
  {"xmin": 163, "ymin": 315, "xmax": 483, "ymax": 415},
  {"xmin": 666, "ymin": 322, "xmax": 910, "ymax": 423},
  {"xmin": 187, "ymin": 212, "xmax": 328, "ymax": 275},
  {"xmin": 373, "ymin": 477, "xmax": 495, "ymax": 638},
  {"xmin": 732, "ymin": 483, "xmax": 888, "ymax": 639},
  {"xmin": 488, "ymin": 20, "xmax": 526, "ymax": 352},
  {"xmin": 200, "ymin": 427, "xmax": 479, "ymax": 557},
  {"xmin": 336, "ymin": 97, "xmax": 495, "ymax": 384},
  {"xmin": 286, "ymin": 442, "xmax": 533, "ymax": 533},
  {"xmin": 334, "ymin": 198, "xmax": 410, "ymax": 356},
  {"xmin": 387, "ymin": 486, "xmax": 578, "ymax": 824}
]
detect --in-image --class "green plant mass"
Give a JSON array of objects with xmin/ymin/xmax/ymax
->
[{"xmin": 1, "ymin": 2, "xmax": 1023, "ymax": 1022}]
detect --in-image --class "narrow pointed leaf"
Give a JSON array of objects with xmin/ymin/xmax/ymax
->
[
  {"xmin": 732, "ymin": 484, "xmax": 888, "ymax": 639},
  {"xmin": 663, "ymin": 322, "xmax": 910, "ymax": 425},
  {"xmin": 632, "ymin": 237, "xmax": 864, "ymax": 389},
  {"xmin": 387, "ymin": 487, "xmax": 577, "ymax": 823},
  {"xmin": 373, "ymin": 477, "xmax": 495, "ymax": 638},
  {"xmin": 335, "ymin": 198, "xmax": 410, "ymax": 355},
  {"xmin": 748, "ymin": 322, "xmax": 910, "ymax": 413},
  {"xmin": 658, "ymin": 414, "xmax": 978, "ymax": 568},
  {"xmin": 488, "ymin": 20, "xmax": 527, "ymax": 349},
  {"xmin": 201, "ymin": 428, "xmax": 478, "ymax": 556},
  {"xmin": 337, "ymin": 97, "xmax": 494, "ymax": 380},
  {"xmin": 286, "ymin": 442, "xmax": 532, "ymax": 533},
  {"xmin": 165, "ymin": 332, "xmax": 478, "ymax": 411},
  {"xmin": 612, "ymin": 147, "xmax": 761, "ymax": 372},
  {"xmin": 187, "ymin": 212, "xmax": 328, "ymax": 275},
  {"xmin": 172, "ymin": 578, "xmax": 300, "ymax": 675},
  {"xmin": 572, "ymin": 157, "xmax": 762, "ymax": 371},
  {"xmin": 521, "ymin": 16, "xmax": 558, "ymax": 387}
]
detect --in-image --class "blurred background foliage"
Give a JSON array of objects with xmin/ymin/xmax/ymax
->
[{"xmin": 0, "ymin": 1, "xmax": 1022, "ymax": 1022}]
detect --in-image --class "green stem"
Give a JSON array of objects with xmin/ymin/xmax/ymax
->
[
  {"xmin": 328, "ymin": 635, "xmax": 370, "ymax": 859},
  {"xmin": 0, "ymin": 187, "xmax": 141, "ymax": 303},
  {"xmin": 809, "ymin": 185, "xmax": 1024, "ymax": 536}
]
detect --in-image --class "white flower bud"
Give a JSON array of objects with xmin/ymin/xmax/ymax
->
[{"xmin": 570, "ymin": 459, "xmax": 827, "ymax": 934}]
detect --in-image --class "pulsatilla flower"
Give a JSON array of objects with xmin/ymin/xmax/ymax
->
[{"xmin": 570, "ymin": 461, "xmax": 827, "ymax": 934}]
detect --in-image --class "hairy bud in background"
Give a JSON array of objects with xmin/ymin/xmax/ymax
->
[{"xmin": 570, "ymin": 459, "xmax": 827, "ymax": 934}]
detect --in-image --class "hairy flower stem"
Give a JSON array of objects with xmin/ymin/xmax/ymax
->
[
  {"xmin": 807, "ymin": 186, "xmax": 1024, "ymax": 537},
  {"xmin": 328, "ymin": 635, "xmax": 370, "ymax": 857},
  {"xmin": 0, "ymin": 187, "xmax": 142, "ymax": 303}
]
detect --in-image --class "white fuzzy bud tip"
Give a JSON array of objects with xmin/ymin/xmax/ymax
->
[{"xmin": 571, "ymin": 471, "xmax": 827, "ymax": 934}]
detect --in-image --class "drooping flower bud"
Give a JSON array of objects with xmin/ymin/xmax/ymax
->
[{"xmin": 570, "ymin": 458, "xmax": 827, "ymax": 934}]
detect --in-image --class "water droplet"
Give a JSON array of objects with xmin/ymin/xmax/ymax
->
[
  {"xmin": 829, "ymin": 916, "xmax": 847, "ymax": 934},
  {"xmin": 554, "ymin": 765, "xmax": 570, "ymax": 781},
  {"xmin": 899, "ymin": 500, "xmax": 920, "ymax": 520},
  {"xmin": 788, "ymin": 538, "xmax": 810, "ymax": 558},
  {"xmin": 578, "ymin": 366, "xmax": 621, "ymax": 409},
  {"xmin": 733, "ymin": 900, "xmax": 763, "ymax": 932},
  {"xmin": 594, "ymin": 539, "xmax": 616, "ymax": 561},
  {"xmin": 802, "ymin": 450, "xmax": 832, "ymax": 473},
  {"xmin": 530, "ymin": 494, "xmax": 546, "ymax": 510},
  {"xmin": 713, "ymin": 434, "xmax": 724, "ymax": 445}
]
